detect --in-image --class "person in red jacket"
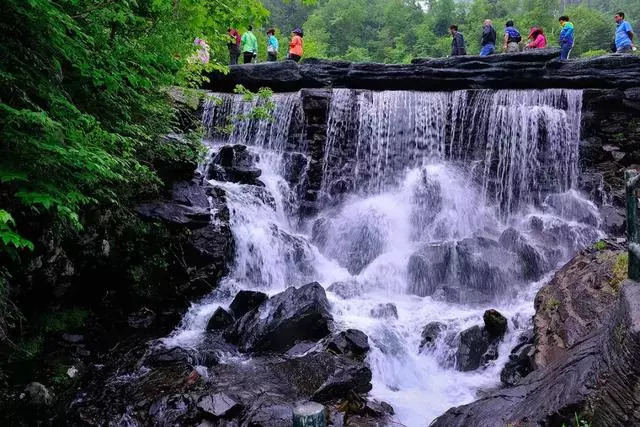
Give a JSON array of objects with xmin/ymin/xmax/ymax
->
[
  {"xmin": 227, "ymin": 28, "xmax": 241, "ymax": 65},
  {"xmin": 288, "ymin": 28, "xmax": 304, "ymax": 62},
  {"xmin": 526, "ymin": 27, "xmax": 547, "ymax": 49}
]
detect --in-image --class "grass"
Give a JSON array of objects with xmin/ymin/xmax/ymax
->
[
  {"xmin": 610, "ymin": 252, "xmax": 629, "ymax": 292},
  {"xmin": 593, "ymin": 240, "xmax": 607, "ymax": 251}
]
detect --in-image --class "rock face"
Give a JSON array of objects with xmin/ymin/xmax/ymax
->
[
  {"xmin": 407, "ymin": 242, "xmax": 453, "ymax": 296},
  {"xmin": 204, "ymin": 53, "xmax": 640, "ymax": 93},
  {"xmin": 533, "ymin": 245, "xmax": 624, "ymax": 369},
  {"xmin": 228, "ymin": 290, "xmax": 268, "ymax": 318},
  {"xmin": 455, "ymin": 309, "xmax": 508, "ymax": 371},
  {"xmin": 208, "ymin": 144, "xmax": 262, "ymax": 185},
  {"xmin": 432, "ymin": 282, "xmax": 640, "ymax": 427},
  {"xmin": 227, "ymin": 282, "xmax": 333, "ymax": 352}
]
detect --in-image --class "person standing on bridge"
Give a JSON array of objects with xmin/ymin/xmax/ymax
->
[
  {"xmin": 288, "ymin": 28, "xmax": 304, "ymax": 62},
  {"xmin": 480, "ymin": 20, "xmax": 497, "ymax": 56},
  {"xmin": 503, "ymin": 21, "xmax": 522, "ymax": 53},
  {"xmin": 558, "ymin": 16, "xmax": 575, "ymax": 61},
  {"xmin": 241, "ymin": 26, "xmax": 258, "ymax": 64},
  {"xmin": 450, "ymin": 25, "xmax": 467, "ymax": 56},
  {"xmin": 614, "ymin": 11, "xmax": 635, "ymax": 53},
  {"xmin": 266, "ymin": 28, "xmax": 279, "ymax": 61}
]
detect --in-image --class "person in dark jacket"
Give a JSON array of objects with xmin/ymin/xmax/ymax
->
[
  {"xmin": 480, "ymin": 19, "xmax": 497, "ymax": 56},
  {"xmin": 503, "ymin": 20, "xmax": 521, "ymax": 53},
  {"xmin": 450, "ymin": 25, "xmax": 467, "ymax": 56}
]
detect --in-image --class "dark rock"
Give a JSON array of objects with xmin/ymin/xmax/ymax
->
[
  {"xmin": 285, "ymin": 341, "xmax": 317, "ymax": 358},
  {"xmin": 410, "ymin": 169, "xmax": 443, "ymax": 239},
  {"xmin": 248, "ymin": 403, "xmax": 293, "ymax": 427},
  {"xmin": 208, "ymin": 144, "xmax": 262, "ymax": 185},
  {"xmin": 312, "ymin": 364, "xmax": 373, "ymax": 403},
  {"xmin": 311, "ymin": 217, "xmax": 331, "ymax": 251},
  {"xmin": 171, "ymin": 180, "xmax": 210, "ymax": 208},
  {"xmin": 135, "ymin": 202, "xmax": 211, "ymax": 229},
  {"xmin": 441, "ymin": 286, "xmax": 492, "ymax": 304},
  {"xmin": 21, "ymin": 382, "xmax": 53, "ymax": 407},
  {"xmin": 370, "ymin": 303, "xmax": 398, "ymax": 319},
  {"xmin": 228, "ymin": 282, "xmax": 333, "ymax": 352},
  {"xmin": 432, "ymin": 283, "xmax": 640, "ymax": 427},
  {"xmin": 127, "ymin": 307, "xmax": 156, "ymax": 329},
  {"xmin": 229, "ymin": 290, "xmax": 269, "ymax": 318},
  {"xmin": 483, "ymin": 309, "xmax": 508, "ymax": 339},
  {"xmin": 326, "ymin": 215, "xmax": 387, "ymax": 275},
  {"xmin": 419, "ymin": 322, "xmax": 446, "ymax": 351},
  {"xmin": 325, "ymin": 329, "xmax": 370, "ymax": 359},
  {"xmin": 500, "ymin": 343, "xmax": 534, "ymax": 387},
  {"xmin": 544, "ymin": 191, "xmax": 600, "ymax": 226},
  {"xmin": 282, "ymin": 152, "xmax": 309, "ymax": 184},
  {"xmin": 600, "ymin": 205, "xmax": 626, "ymax": 237},
  {"xmin": 454, "ymin": 236, "xmax": 515, "ymax": 295},
  {"xmin": 144, "ymin": 346, "xmax": 195, "ymax": 367},
  {"xmin": 149, "ymin": 394, "xmax": 194, "ymax": 425},
  {"xmin": 197, "ymin": 393, "xmax": 241, "ymax": 418},
  {"xmin": 204, "ymin": 54, "xmax": 640, "ymax": 92},
  {"xmin": 61, "ymin": 333, "xmax": 84, "ymax": 344},
  {"xmin": 364, "ymin": 400, "xmax": 395, "ymax": 417},
  {"xmin": 407, "ymin": 242, "xmax": 453, "ymax": 296},
  {"xmin": 455, "ymin": 326, "xmax": 496, "ymax": 372},
  {"xmin": 206, "ymin": 307, "xmax": 234, "ymax": 331},
  {"xmin": 154, "ymin": 133, "xmax": 198, "ymax": 180}
]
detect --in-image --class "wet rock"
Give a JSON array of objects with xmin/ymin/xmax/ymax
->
[
  {"xmin": 370, "ymin": 303, "xmax": 398, "ymax": 319},
  {"xmin": 500, "ymin": 343, "xmax": 534, "ymax": 387},
  {"xmin": 312, "ymin": 364, "xmax": 373, "ymax": 403},
  {"xmin": 62, "ymin": 333, "xmax": 84, "ymax": 344},
  {"xmin": 419, "ymin": 322, "xmax": 446, "ymax": 351},
  {"xmin": 229, "ymin": 290, "xmax": 268, "ymax": 318},
  {"xmin": 441, "ymin": 286, "xmax": 493, "ymax": 305},
  {"xmin": 311, "ymin": 217, "xmax": 331, "ymax": 251},
  {"xmin": 328, "ymin": 215, "xmax": 387, "ymax": 275},
  {"xmin": 136, "ymin": 202, "xmax": 211, "ymax": 229},
  {"xmin": 498, "ymin": 228, "xmax": 548, "ymax": 280},
  {"xmin": 455, "ymin": 236, "xmax": 514, "ymax": 295},
  {"xmin": 325, "ymin": 329, "xmax": 370, "ymax": 359},
  {"xmin": 600, "ymin": 205, "xmax": 626, "ymax": 237},
  {"xmin": 483, "ymin": 309, "xmax": 507, "ymax": 339},
  {"xmin": 282, "ymin": 152, "xmax": 309, "ymax": 185},
  {"xmin": 455, "ymin": 326, "xmax": 497, "ymax": 372},
  {"xmin": 285, "ymin": 341, "xmax": 318, "ymax": 358},
  {"xmin": 327, "ymin": 280, "xmax": 364, "ymax": 299},
  {"xmin": 21, "ymin": 382, "xmax": 53, "ymax": 407},
  {"xmin": 144, "ymin": 346, "xmax": 195, "ymax": 367},
  {"xmin": 228, "ymin": 282, "xmax": 333, "ymax": 352},
  {"xmin": 127, "ymin": 307, "xmax": 156, "ymax": 329},
  {"xmin": 206, "ymin": 307, "xmax": 234, "ymax": 331},
  {"xmin": 171, "ymin": 179, "xmax": 210, "ymax": 208},
  {"xmin": 544, "ymin": 191, "xmax": 600, "ymax": 227},
  {"xmin": 197, "ymin": 393, "xmax": 241, "ymax": 418},
  {"xmin": 407, "ymin": 242, "xmax": 453, "ymax": 296},
  {"xmin": 154, "ymin": 133, "xmax": 198, "ymax": 180},
  {"xmin": 364, "ymin": 400, "xmax": 395, "ymax": 417},
  {"xmin": 209, "ymin": 144, "xmax": 262, "ymax": 185},
  {"xmin": 149, "ymin": 394, "xmax": 194, "ymax": 425},
  {"xmin": 247, "ymin": 403, "xmax": 293, "ymax": 427}
]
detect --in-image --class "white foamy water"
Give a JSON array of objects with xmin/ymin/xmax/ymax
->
[{"xmin": 162, "ymin": 89, "xmax": 602, "ymax": 425}]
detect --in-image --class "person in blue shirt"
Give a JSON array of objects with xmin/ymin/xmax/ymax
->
[
  {"xmin": 266, "ymin": 29, "xmax": 279, "ymax": 61},
  {"xmin": 558, "ymin": 15, "xmax": 575, "ymax": 61},
  {"xmin": 614, "ymin": 11, "xmax": 635, "ymax": 53}
]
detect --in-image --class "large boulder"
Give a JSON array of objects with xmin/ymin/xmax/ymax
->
[
  {"xmin": 206, "ymin": 307, "xmax": 234, "ymax": 331},
  {"xmin": 324, "ymin": 329, "xmax": 370, "ymax": 360},
  {"xmin": 419, "ymin": 321, "xmax": 446, "ymax": 352},
  {"xmin": 431, "ymin": 283, "xmax": 640, "ymax": 427},
  {"xmin": 498, "ymin": 228, "xmax": 548, "ymax": 280},
  {"xmin": 227, "ymin": 282, "xmax": 333, "ymax": 352},
  {"xmin": 455, "ymin": 326, "xmax": 495, "ymax": 372},
  {"xmin": 454, "ymin": 236, "xmax": 515, "ymax": 295},
  {"xmin": 543, "ymin": 191, "xmax": 600, "ymax": 227},
  {"xmin": 208, "ymin": 144, "xmax": 262, "ymax": 185},
  {"xmin": 229, "ymin": 290, "xmax": 269, "ymax": 318},
  {"xmin": 483, "ymin": 309, "xmax": 508, "ymax": 339},
  {"xmin": 407, "ymin": 242, "xmax": 453, "ymax": 296}
]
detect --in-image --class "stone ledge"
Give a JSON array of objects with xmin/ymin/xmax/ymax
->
[{"xmin": 204, "ymin": 51, "xmax": 640, "ymax": 92}]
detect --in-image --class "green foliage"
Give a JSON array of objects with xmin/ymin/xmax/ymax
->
[
  {"xmin": 0, "ymin": 0, "xmax": 267, "ymax": 258},
  {"xmin": 593, "ymin": 240, "xmax": 607, "ymax": 251},
  {"xmin": 611, "ymin": 252, "xmax": 629, "ymax": 291},
  {"xmin": 544, "ymin": 296, "xmax": 560, "ymax": 312}
]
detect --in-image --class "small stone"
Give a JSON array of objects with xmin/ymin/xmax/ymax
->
[
  {"xmin": 325, "ymin": 329, "xmax": 370, "ymax": 358},
  {"xmin": 23, "ymin": 382, "xmax": 53, "ymax": 407},
  {"xmin": 61, "ymin": 334, "xmax": 84, "ymax": 344}
]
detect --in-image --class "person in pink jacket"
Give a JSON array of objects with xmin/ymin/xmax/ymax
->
[{"xmin": 526, "ymin": 27, "xmax": 547, "ymax": 49}]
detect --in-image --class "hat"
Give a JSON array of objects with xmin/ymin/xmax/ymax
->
[{"xmin": 292, "ymin": 28, "xmax": 303, "ymax": 36}]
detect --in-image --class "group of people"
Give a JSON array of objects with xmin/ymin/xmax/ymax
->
[
  {"xmin": 450, "ymin": 11, "xmax": 635, "ymax": 61},
  {"xmin": 227, "ymin": 26, "xmax": 304, "ymax": 65}
]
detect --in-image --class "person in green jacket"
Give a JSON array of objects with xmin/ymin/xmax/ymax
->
[{"xmin": 241, "ymin": 25, "xmax": 258, "ymax": 64}]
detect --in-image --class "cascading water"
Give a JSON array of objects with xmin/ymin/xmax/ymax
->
[{"xmin": 165, "ymin": 89, "xmax": 601, "ymax": 425}]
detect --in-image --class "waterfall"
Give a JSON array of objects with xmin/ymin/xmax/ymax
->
[
  {"xmin": 165, "ymin": 88, "xmax": 600, "ymax": 426},
  {"xmin": 321, "ymin": 89, "xmax": 582, "ymax": 214}
]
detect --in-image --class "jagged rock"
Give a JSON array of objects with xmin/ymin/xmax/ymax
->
[
  {"xmin": 206, "ymin": 307, "xmax": 234, "ymax": 331},
  {"xmin": 127, "ymin": 307, "xmax": 156, "ymax": 329},
  {"xmin": 208, "ymin": 144, "xmax": 262, "ymax": 185},
  {"xmin": 500, "ymin": 343, "xmax": 534, "ymax": 387},
  {"xmin": 197, "ymin": 393, "xmax": 241, "ymax": 418},
  {"xmin": 229, "ymin": 290, "xmax": 269, "ymax": 318},
  {"xmin": 455, "ymin": 325, "xmax": 495, "ymax": 372},
  {"xmin": 204, "ymin": 53, "xmax": 640, "ymax": 92},
  {"xmin": 135, "ymin": 202, "xmax": 211, "ymax": 229},
  {"xmin": 455, "ymin": 236, "xmax": 516, "ymax": 295},
  {"xmin": 407, "ymin": 242, "xmax": 453, "ymax": 296},
  {"xmin": 498, "ymin": 227, "xmax": 548, "ymax": 280},
  {"xmin": 248, "ymin": 404, "xmax": 293, "ymax": 427},
  {"xmin": 312, "ymin": 364, "xmax": 373, "ymax": 403},
  {"xmin": 544, "ymin": 191, "xmax": 600, "ymax": 226},
  {"xmin": 227, "ymin": 282, "xmax": 333, "ymax": 352},
  {"xmin": 311, "ymin": 217, "xmax": 331, "ymax": 251},
  {"xmin": 483, "ymin": 309, "xmax": 507, "ymax": 339},
  {"xmin": 419, "ymin": 322, "xmax": 446, "ymax": 351},
  {"xmin": 599, "ymin": 205, "xmax": 626, "ymax": 236},
  {"xmin": 149, "ymin": 394, "xmax": 194, "ymax": 425},
  {"xmin": 441, "ymin": 286, "xmax": 492, "ymax": 304},
  {"xmin": 432, "ymin": 283, "xmax": 640, "ymax": 427},
  {"xmin": 282, "ymin": 152, "xmax": 309, "ymax": 184},
  {"xmin": 21, "ymin": 383, "xmax": 53, "ymax": 407},
  {"xmin": 533, "ymin": 247, "xmax": 622, "ymax": 369},
  {"xmin": 370, "ymin": 303, "xmax": 398, "ymax": 319},
  {"xmin": 325, "ymin": 329, "xmax": 370, "ymax": 359}
]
